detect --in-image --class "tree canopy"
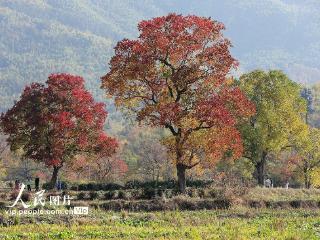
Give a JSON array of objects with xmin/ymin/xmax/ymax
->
[
  {"xmin": 239, "ymin": 70, "xmax": 308, "ymax": 185},
  {"xmin": 102, "ymin": 13, "xmax": 255, "ymax": 192},
  {"xmin": 1, "ymin": 73, "xmax": 119, "ymax": 188}
]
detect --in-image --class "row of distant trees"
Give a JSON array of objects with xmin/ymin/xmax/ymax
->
[{"xmin": 0, "ymin": 14, "xmax": 319, "ymax": 192}]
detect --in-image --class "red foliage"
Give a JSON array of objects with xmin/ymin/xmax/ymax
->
[
  {"xmin": 207, "ymin": 126, "xmax": 244, "ymax": 163},
  {"xmin": 102, "ymin": 13, "xmax": 255, "ymax": 171},
  {"xmin": 1, "ymin": 73, "xmax": 118, "ymax": 170}
]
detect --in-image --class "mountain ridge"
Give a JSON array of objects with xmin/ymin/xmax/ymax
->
[{"xmin": 0, "ymin": 0, "xmax": 319, "ymax": 112}]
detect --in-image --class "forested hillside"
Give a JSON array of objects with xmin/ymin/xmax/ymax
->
[
  {"xmin": 0, "ymin": 0, "xmax": 161, "ymax": 111},
  {"xmin": 1, "ymin": 0, "xmax": 320, "ymax": 113},
  {"xmin": 2, "ymin": 3, "xmax": 320, "ymax": 238}
]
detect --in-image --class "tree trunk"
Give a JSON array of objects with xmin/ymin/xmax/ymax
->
[
  {"xmin": 304, "ymin": 171, "xmax": 311, "ymax": 189},
  {"xmin": 305, "ymin": 177, "xmax": 311, "ymax": 189},
  {"xmin": 177, "ymin": 164, "xmax": 186, "ymax": 193},
  {"xmin": 303, "ymin": 163, "xmax": 311, "ymax": 189},
  {"xmin": 49, "ymin": 166, "xmax": 60, "ymax": 190},
  {"xmin": 255, "ymin": 151, "xmax": 267, "ymax": 186}
]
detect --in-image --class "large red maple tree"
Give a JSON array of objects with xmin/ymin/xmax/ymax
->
[
  {"xmin": 1, "ymin": 74, "xmax": 119, "ymax": 189},
  {"xmin": 101, "ymin": 14, "xmax": 255, "ymax": 192}
]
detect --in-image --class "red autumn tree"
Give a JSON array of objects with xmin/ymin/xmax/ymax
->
[
  {"xmin": 1, "ymin": 73, "xmax": 118, "ymax": 189},
  {"xmin": 101, "ymin": 14, "xmax": 255, "ymax": 192}
]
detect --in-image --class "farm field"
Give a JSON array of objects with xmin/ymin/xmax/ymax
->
[
  {"xmin": 0, "ymin": 208, "xmax": 320, "ymax": 239},
  {"xmin": 1, "ymin": 187, "xmax": 320, "ymax": 239}
]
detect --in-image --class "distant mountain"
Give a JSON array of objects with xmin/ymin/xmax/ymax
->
[{"xmin": 1, "ymin": 0, "xmax": 320, "ymax": 112}]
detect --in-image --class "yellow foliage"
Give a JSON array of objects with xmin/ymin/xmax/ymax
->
[{"xmin": 311, "ymin": 167, "xmax": 320, "ymax": 188}]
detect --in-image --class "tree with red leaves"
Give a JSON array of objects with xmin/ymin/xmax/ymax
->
[
  {"xmin": 1, "ymin": 74, "xmax": 119, "ymax": 189},
  {"xmin": 102, "ymin": 14, "xmax": 255, "ymax": 192}
]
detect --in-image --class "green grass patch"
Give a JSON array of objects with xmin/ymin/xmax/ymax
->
[{"xmin": 0, "ymin": 208, "xmax": 320, "ymax": 239}]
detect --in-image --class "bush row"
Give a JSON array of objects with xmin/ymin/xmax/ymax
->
[
  {"xmin": 249, "ymin": 200, "xmax": 320, "ymax": 209},
  {"xmin": 95, "ymin": 198, "xmax": 231, "ymax": 211},
  {"xmin": 0, "ymin": 187, "xmax": 224, "ymax": 203},
  {"xmin": 69, "ymin": 180, "xmax": 213, "ymax": 191},
  {"xmin": 42, "ymin": 182, "xmax": 68, "ymax": 190},
  {"xmin": 75, "ymin": 187, "xmax": 225, "ymax": 201}
]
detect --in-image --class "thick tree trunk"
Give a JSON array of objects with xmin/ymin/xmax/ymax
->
[
  {"xmin": 255, "ymin": 151, "xmax": 267, "ymax": 186},
  {"xmin": 177, "ymin": 164, "xmax": 186, "ymax": 193},
  {"xmin": 49, "ymin": 166, "xmax": 60, "ymax": 190}
]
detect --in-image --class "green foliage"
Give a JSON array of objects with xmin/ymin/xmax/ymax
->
[
  {"xmin": 295, "ymin": 127, "xmax": 320, "ymax": 188},
  {"xmin": 239, "ymin": 70, "xmax": 307, "ymax": 156},
  {"xmin": 239, "ymin": 70, "xmax": 308, "ymax": 183},
  {"xmin": 216, "ymin": 157, "xmax": 255, "ymax": 182},
  {"xmin": 1, "ymin": 209, "xmax": 320, "ymax": 239}
]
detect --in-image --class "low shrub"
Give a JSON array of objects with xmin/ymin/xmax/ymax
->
[
  {"xmin": 186, "ymin": 188, "xmax": 199, "ymax": 198},
  {"xmin": 249, "ymin": 200, "xmax": 265, "ymax": 208},
  {"xmin": 186, "ymin": 180, "xmax": 213, "ymax": 188},
  {"xmin": 142, "ymin": 188, "xmax": 157, "ymax": 199},
  {"xmin": 78, "ymin": 183, "xmax": 123, "ymax": 191},
  {"xmin": 70, "ymin": 185, "xmax": 78, "ymax": 191},
  {"xmin": 104, "ymin": 191, "xmax": 113, "ymax": 200},
  {"xmin": 157, "ymin": 189, "xmax": 166, "ymax": 198},
  {"xmin": 42, "ymin": 181, "xmax": 68, "ymax": 190},
  {"xmin": 77, "ymin": 192, "xmax": 86, "ymax": 200},
  {"xmin": 103, "ymin": 183, "xmax": 124, "ymax": 191},
  {"xmin": 125, "ymin": 180, "xmax": 176, "ymax": 190},
  {"xmin": 69, "ymin": 180, "xmax": 213, "ymax": 192},
  {"xmin": 89, "ymin": 191, "xmax": 99, "ymax": 200},
  {"xmin": 163, "ymin": 189, "xmax": 175, "ymax": 199},
  {"xmin": 99, "ymin": 198, "xmax": 230, "ymax": 212},
  {"xmin": 104, "ymin": 190, "xmax": 118, "ymax": 200},
  {"xmin": 197, "ymin": 188, "xmax": 206, "ymax": 198},
  {"xmin": 207, "ymin": 188, "xmax": 224, "ymax": 198},
  {"xmin": 131, "ymin": 189, "xmax": 144, "ymax": 199},
  {"xmin": 118, "ymin": 190, "xmax": 132, "ymax": 200},
  {"xmin": 124, "ymin": 180, "xmax": 144, "ymax": 189},
  {"xmin": 78, "ymin": 184, "xmax": 88, "ymax": 191}
]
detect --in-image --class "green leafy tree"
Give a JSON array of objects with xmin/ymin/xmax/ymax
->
[
  {"xmin": 239, "ymin": 70, "xmax": 307, "ymax": 185},
  {"xmin": 295, "ymin": 127, "xmax": 320, "ymax": 188}
]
